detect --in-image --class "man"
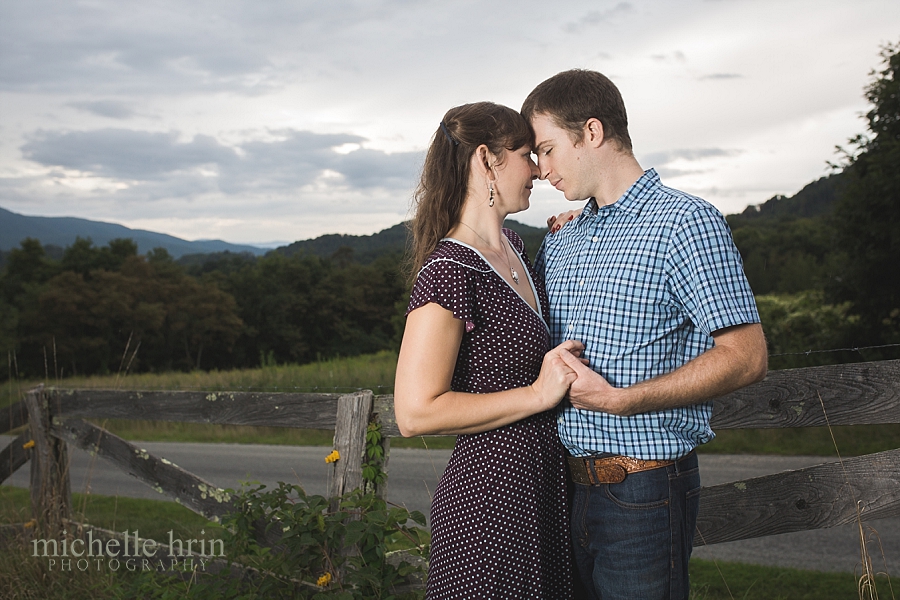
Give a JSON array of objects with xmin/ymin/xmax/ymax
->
[{"xmin": 523, "ymin": 70, "xmax": 768, "ymax": 600}]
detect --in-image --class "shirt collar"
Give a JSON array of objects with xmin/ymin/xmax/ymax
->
[{"xmin": 583, "ymin": 168, "xmax": 660, "ymax": 219}]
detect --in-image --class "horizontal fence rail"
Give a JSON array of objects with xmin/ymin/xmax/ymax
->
[
  {"xmin": 695, "ymin": 448, "xmax": 900, "ymax": 546},
  {"xmin": 44, "ymin": 389, "xmax": 344, "ymax": 429},
  {"xmin": 710, "ymin": 359, "xmax": 900, "ymax": 429},
  {"xmin": 1, "ymin": 358, "xmax": 898, "ymax": 558}
]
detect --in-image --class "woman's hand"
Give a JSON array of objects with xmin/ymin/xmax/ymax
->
[
  {"xmin": 530, "ymin": 340, "xmax": 585, "ymax": 410},
  {"xmin": 546, "ymin": 209, "xmax": 582, "ymax": 233}
]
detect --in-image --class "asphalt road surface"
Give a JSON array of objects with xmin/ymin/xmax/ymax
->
[{"xmin": 3, "ymin": 437, "xmax": 897, "ymax": 574}]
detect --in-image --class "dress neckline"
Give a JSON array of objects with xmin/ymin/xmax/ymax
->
[{"xmin": 441, "ymin": 236, "xmax": 545, "ymax": 324}]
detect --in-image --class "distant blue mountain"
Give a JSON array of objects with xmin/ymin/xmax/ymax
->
[{"xmin": 0, "ymin": 206, "xmax": 268, "ymax": 258}]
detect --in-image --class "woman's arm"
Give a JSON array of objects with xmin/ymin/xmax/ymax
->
[{"xmin": 394, "ymin": 302, "xmax": 581, "ymax": 437}]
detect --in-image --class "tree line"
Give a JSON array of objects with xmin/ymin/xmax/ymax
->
[
  {"xmin": 2, "ymin": 41, "xmax": 897, "ymax": 380},
  {"xmin": 0, "ymin": 237, "xmax": 406, "ymax": 379}
]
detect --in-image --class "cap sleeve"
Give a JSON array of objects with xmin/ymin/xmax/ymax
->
[{"xmin": 407, "ymin": 258, "xmax": 477, "ymax": 332}]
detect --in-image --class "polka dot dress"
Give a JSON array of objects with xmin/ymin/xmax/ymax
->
[{"xmin": 407, "ymin": 229, "xmax": 574, "ymax": 599}]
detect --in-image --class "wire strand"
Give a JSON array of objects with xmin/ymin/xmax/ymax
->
[{"xmin": 768, "ymin": 342, "xmax": 900, "ymax": 358}]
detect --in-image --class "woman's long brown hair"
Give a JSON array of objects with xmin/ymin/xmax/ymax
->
[{"xmin": 406, "ymin": 102, "xmax": 533, "ymax": 284}]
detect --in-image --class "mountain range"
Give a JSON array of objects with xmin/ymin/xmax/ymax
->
[
  {"xmin": 0, "ymin": 172, "xmax": 840, "ymax": 263},
  {"xmin": 0, "ymin": 206, "xmax": 268, "ymax": 258}
]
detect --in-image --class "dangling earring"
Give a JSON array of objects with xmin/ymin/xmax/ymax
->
[{"xmin": 489, "ymin": 183, "xmax": 495, "ymax": 207}]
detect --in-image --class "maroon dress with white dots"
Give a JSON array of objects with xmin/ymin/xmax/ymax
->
[{"xmin": 407, "ymin": 229, "xmax": 574, "ymax": 599}]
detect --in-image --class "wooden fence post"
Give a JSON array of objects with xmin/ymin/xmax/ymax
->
[
  {"xmin": 23, "ymin": 385, "xmax": 71, "ymax": 539},
  {"xmin": 328, "ymin": 390, "xmax": 373, "ymax": 512}
]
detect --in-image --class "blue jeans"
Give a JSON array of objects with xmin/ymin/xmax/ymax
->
[{"xmin": 570, "ymin": 452, "xmax": 701, "ymax": 600}]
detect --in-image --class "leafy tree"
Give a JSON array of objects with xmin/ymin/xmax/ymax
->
[
  {"xmin": 755, "ymin": 291, "xmax": 859, "ymax": 369},
  {"xmin": 0, "ymin": 238, "xmax": 60, "ymax": 305},
  {"xmin": 829, "ymin": 41, "xmax": 900, "ymax": 345},
  {"xmin": 9, "ymin": 241, "xmax": 245, "ymax": 377},
  {"xmin": 731, "ymin": 217, "xmax": 837, "ymax": 294},
  {"xmin": 60, "ymin": 237, "xmax": 138, "ymax": 276}
]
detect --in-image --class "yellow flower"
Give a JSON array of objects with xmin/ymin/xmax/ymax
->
[
  {"xmin": 317, "ymin": 572, "xmax": 333, "ymax": 587},
  {"xmin": 22, "ymin": 440, "xmax": 35, "ymax": 450},
  {"xmin": 324, "ymin": 450, "xmax": 340, "ymax": 464},
  {"xmin": 24, "ymin": 519, "xmax": 37, "ymax": 528}
]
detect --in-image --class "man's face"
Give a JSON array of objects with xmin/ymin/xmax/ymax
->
[{"xmin": 531, "ymin": 113, "xmax": 590, "ymax": 202}]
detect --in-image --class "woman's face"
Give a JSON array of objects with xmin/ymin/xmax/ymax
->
[{"xmin": 494, "ymin": 146, "xmax": 540, "ymax": 214}]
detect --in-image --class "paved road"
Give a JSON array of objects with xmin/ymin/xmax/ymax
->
[{"xmin": 2, "ymin": 437, "xmax": 897, "ymax": 574}]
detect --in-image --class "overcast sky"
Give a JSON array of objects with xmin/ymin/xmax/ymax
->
[{"xmin": 1, "ymin": 1, "xmax": 898, "ymax": 246}]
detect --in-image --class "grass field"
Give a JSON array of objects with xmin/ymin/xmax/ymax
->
[
  {"xmin": 3, "ymin": 353, "xmax": 897, "ymax": 597},
  {"xmin": 1, "ymin": 485, "xmax": 892, "ymax": 600},
  {"xmin": 0, "ymin": 485, "xmax": 221, "ymax": 600},
  {"xmin": 4, "ymin": 350, "xmax": 900, "ymax": 455}
]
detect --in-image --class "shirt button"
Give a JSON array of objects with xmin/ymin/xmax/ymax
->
[
  {"xmin": 567, "ymin": 324, "xmax": 574, "ymax": 331},
  {"xmin": 591, "ymin": 236, "xmax": 598, "ymax": 242},
  {"xmin": 578, "ymin": 279, "xmax": 585, "ymax": 286}
]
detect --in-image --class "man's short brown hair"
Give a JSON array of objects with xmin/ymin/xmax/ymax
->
[{"xmin": 522, "ymin": 69, "xmax": 632, "ymax": 152}]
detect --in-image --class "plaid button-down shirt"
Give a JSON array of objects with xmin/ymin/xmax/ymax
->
[{"xmin": 535, "ymin": 169, "xmax": 759, "ymax": 460}]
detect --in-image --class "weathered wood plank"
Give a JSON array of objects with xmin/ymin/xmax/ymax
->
[
  {"xmin": 695, "ymin": 448, "xmax": 900, "ymax": 546},
  {"xmin": 0, "ymin": 431, "xmax": 30, "ymax": 485},
  {"xmin": 329, "ymin": 391, "xmax": 373, "ymax": 510},
  {"xmin": 50, "ymin": 417, "xmax": 234, "ymax": 522},
  {"xmin": 372, "ymin": 394, "xmax": 395, "ymax": 500},
  {"xmin": 373, "ymin": 394, "xmax": 401, "ymax": 438},
  {"xmin": 0, "ymin": 400, "xmax": 29, "ymax": 435},
  {"xmin": 46, "ymin": 389, "xmax": 342, "ymax": 429},
  {"xmin": 711, "ymin": 359, "xmax": 900, "ymax": 429},
  {"xmin": 24, "ymin": 386, "xmax": 71, "ymax": 539}
]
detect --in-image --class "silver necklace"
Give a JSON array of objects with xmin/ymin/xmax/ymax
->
[{"xmin": 458, "ymin": 221, "xmax": 520, "ymax": 284}]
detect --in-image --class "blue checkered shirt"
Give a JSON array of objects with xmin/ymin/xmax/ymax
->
[{"xmin": 535, "ymin": 169, "xmax": 759, "ymax": 460}]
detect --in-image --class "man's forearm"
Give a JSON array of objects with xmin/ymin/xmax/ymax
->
[
  {"xmin": 617, "ymin": 325, "xmax": 767, "ymax": 415},
  {"xmin": 565, "ymin": 323, "xmax": 768, "ymax": 417}
]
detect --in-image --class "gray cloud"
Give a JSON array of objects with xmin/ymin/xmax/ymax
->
[
  {"xmin": 640, "ymin": 148, "xmax": 743, "ymax": 179},
  {"xmin": 20, "ymin": 127, "xmax": 422, "ymax": 195},
  {"xmin": 652, "ymin": 51, "xmax": 687, "ymax": 63},
  {"xmin": 641, "ymin": 148, "xmax": 742, "ymax": 165},
  {"xmin": 68, "ymin": 100, "xmax": 137, "ymax": 119},
  {"xmin": 22, "ymin": 130, "xmax": 238, "ymax": 180},
  {"xmin": 0, "ymin": 1, "xmax": 424, "ymax": 96},
  {"xmin": 700, "ymin": 73, "xmax": 743, "ymax": 80},
  {"xmin": 563, "ymin": 3, "xmax": 634, "ymax": 33}
]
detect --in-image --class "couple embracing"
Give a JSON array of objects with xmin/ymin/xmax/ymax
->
[{"xmin": 394, "ymin": 69, "xmax": 768, "ymax": 600}]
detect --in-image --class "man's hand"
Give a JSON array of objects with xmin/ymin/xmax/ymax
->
[{"xmin": 558, "ymin": 350, "xmax": 632, "ymax": 415}]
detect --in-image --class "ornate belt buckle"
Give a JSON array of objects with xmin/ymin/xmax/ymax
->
[{"xmin": 592, "ymin": 462, "xmax": 627, "ymax": 484}]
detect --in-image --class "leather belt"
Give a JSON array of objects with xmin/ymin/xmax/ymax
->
[{"xmin": 567, "ymin": 452, "xmax": 692, "ymax": 485}]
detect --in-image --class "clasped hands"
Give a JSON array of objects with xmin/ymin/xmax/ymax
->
[{"xmin": 532, "ymin": 340, "xmax": 635, "ymax": 417}]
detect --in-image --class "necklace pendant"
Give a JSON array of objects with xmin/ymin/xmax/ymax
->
[{"xmin": 510, "ymin": 268, "xmax": 520, "ymax": 284}]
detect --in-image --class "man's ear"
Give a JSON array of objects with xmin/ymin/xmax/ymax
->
[{"xmin": 584, "ymin": 118, "xmax": 605, "ymax": 148}]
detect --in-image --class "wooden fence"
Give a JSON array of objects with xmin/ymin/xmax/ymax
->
[{"xmin": 2, "ymin": 359, "xmax": 900, "ymax": 564}]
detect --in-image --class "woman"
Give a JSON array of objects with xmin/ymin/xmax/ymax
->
[{"xmin": 394, "ymin": 102, "xmax": 581, "ymax": 599}]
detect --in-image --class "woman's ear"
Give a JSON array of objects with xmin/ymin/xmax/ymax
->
[{"xmin": 473, "ymin": 144, "xmax": 497, "ymax": 178}]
